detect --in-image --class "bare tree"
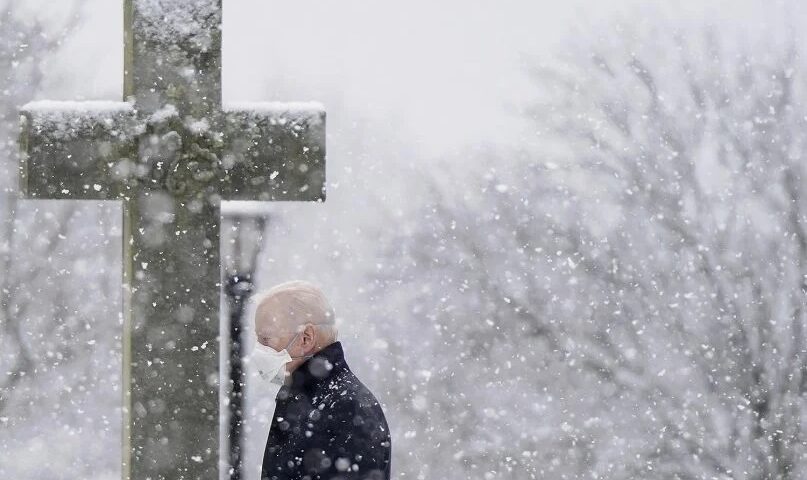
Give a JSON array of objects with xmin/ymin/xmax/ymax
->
[{"xmin": 367, "ymin": 16, "xmax": 807, "ymax": 480}]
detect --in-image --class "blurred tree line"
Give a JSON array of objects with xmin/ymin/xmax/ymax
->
[{"xmin": 365, "ymin": 13, "xmax": 807, "ymax": 480}]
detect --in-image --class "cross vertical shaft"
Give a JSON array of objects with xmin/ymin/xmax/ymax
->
[
  {"xmin": 125, "ymin": 0, "xmax": 222, "ymax": 116},
  {"xmin": 122, "ymin": 2, "xmax": 225, "ymax": 478},
  {"xmin": 122, "ymin": 190, "xmax": 222, "ymax": 479}
]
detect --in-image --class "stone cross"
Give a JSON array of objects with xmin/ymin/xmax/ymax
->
[{"xmin": 17, "ymin": 1, "xmax": 325, "ymax": 479}]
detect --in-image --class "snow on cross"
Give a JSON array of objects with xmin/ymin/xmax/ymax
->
[{"xmin": 17, "ymin": 1, "xmax": 326, "ymax": 479}]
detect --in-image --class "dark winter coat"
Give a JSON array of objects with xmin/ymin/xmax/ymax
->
[{"xmin": 262, "ymin": 341, "xmax": 392, "ymax": 480}]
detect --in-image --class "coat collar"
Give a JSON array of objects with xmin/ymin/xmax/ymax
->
[{"xmin": 288, "ymin": 340, "xmax": 347, "ymax": 395}]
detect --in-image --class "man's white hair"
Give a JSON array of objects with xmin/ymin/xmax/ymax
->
[{"xmin": 254, "ymin": 280, "xmax": 338, "ymax": 342}]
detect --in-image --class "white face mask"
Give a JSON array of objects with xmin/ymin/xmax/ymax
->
[
  {"xmin": 248, "ymin": 322, "xmax": 337, "ymax": 383},
  {"xmin": 248, "ymin": 329, "xmax": 303, "ymax": 384}
]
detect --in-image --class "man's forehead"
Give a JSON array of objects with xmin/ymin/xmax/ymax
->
[{"xmin": 255, "ymin": 298, "xmax": 290, "ymax": 330}]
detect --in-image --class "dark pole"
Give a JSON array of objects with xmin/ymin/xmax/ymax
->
[
  {"xmin": 222, "ymin": 210, "xmax": 268, "ymax": 480},
  {"xmin": 224, "ymin": 271, "xmax": 254, "ymax": 480}
]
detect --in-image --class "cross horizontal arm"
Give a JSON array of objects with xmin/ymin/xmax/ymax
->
[
  {"xmin": 19, "ymin": 101, "xmax": 142, "ymax": 200},
  {"xmin": 220, "ymin": 102, "xmax": 326, "ymax": 202},
  {"xmin": 19, "ymin": 101, "xmax": 326, "ymax": 205}
]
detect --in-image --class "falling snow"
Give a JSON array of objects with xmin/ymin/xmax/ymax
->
[{"xmin": 2, "ymin": 1, "xmax": 807, "ymax": 480}]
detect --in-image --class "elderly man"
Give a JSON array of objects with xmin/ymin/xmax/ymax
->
[{"xmin": 251, "ymin": 280, "xmax": 391, "ymax": 480}]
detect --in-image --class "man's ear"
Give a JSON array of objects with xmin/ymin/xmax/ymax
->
[{"xmin": 303, "ymin": 323, "xmax": 317, "ymax": 349}]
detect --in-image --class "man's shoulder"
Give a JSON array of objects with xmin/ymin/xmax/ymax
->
[{"xmin": 312, "ymin": 366, "xmax": 386, "ymax": 418}]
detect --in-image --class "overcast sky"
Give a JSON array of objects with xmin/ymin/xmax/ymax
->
[
  {"xmin": 10, "ymin": 0, "xmax": 800, "ymax": 159},
  {"xmin": 9, "ymin": 0, "xmax": 803, "ymax": 161},
  {"xmin": 14, "ymin": 0, "xmax": 559, "ymax": 157}
]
